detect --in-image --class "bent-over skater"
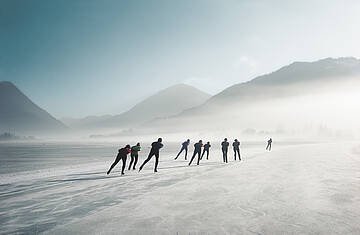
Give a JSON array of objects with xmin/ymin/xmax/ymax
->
[
  {"xmin": 266, "ymin": 138, "xmax": 272, "ymax": 151},
  {"xmin": 128, "ymin": 143, "xmax": 141, "ymax": 170},
  {"xmin": 189, "ymin": 140, "xmax": 203, "ymax": 166},
  {"xmin": 139, "ymin": 138, "xmax": 163, "ymax": 173},
  {"xmin": 201, "ymin": 141, "xmax": 211, "ymax": 160},
  {"xmin": 175, "ymin": 139, "xmax": 190, "ymax": 160},
  {"xmin": 107, "ymin": 145, "xmax": 131, "ymax": 175}
]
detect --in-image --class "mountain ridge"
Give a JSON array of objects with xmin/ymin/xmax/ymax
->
[
  {"xmin": 65, "ymin": 83, "xmax": 211, "ymax": 129},
  {"xmin": 144, "ymin": 57, "xmax": 360, "ymax": 131},
  {"xmin": 0, "ymin": 81, "xmax": 67, "ymax": 135}
]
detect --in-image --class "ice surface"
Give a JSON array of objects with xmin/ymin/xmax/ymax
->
[{"xmin": 1, "ymin": 141, "xmax": 360, "ymax": 234}]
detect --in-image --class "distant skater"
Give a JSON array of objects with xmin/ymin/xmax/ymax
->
[
  {"xmin": 189, "ymin": 140, "xmax": 203, "ymax": 166},
  {"xmin": 221, "ymin": 138, "xmax": 229, "ymax": 163},
  {"xmin": 266, "ymin": 138, "xmax": 272, "ymax": 151},
  {"xmin": 201, "ymin": 141, "xmax": 211, "ymax": 160},
  {"xmin": 107, "ymin": 145, "xmax": 131, "ymax": 175},
  {"xmin": 175, "ymin": 139, "xmax": 190, "ymax": 160},
  {"xmin": 233, "ymin": 139, "xmax": 241, "ymax": 161},
  {"xmin": 139, "ymin": 138, "xmax": 163, "ymax": 173},
  {"xmin": 128, "ymin": 143, "xmax": 141, "ymax": 170}
]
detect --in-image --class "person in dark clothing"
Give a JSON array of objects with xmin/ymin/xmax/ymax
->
[
  {"xmin": 175, "ymin": 139, "xmax": 190, "ymax": 160},
  {"xmin": 233, "ymin": 139, "xmax": 241, "ymax": 161},
  {"xmin": 107, "ymin": 144, "xmax": 131, "ymax": 175},
  {"xmin": 266, "ymin": 138, "xmax": 272, "ymax": 151},
  {"xmin": 128, "ymin": 143, "xmax": 141, "ymax": 170},
  {"xmin": 189, "ymin": 140, "xmax": 203, "ymax": 166},
  {"xmin": 221, "ymin": 138, "xmax": 229, "ymax": 163},
  {"xmin": 139, "ymin": 138, "xmax": 163, "ymax": 173},
  {"xmin": 201, "ymin": 141, "xmax": 211, "ymax": 160}
]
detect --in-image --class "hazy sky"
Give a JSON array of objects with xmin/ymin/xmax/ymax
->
[{"xmin": 1, "ymin": 0, "xmax": 360, "ymax": 118}]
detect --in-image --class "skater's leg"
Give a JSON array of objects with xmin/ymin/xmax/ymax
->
[
  {"xmin": 175, "ymin": 147, "xmax": 184, "ymax": 159},
  {"xmin": 185, "ymin": 148, "xmax": 188, "ymax": 160},
  {"xmin": 107, "ymin": 157, "xmax": 120, "ymax": 174},
  {"xmin": 154, "ymin": 153, "xmax": 159, "ymax": 172},
  {"xmin": 128, "ymin": 154, "xmax": 134, "ymax": 170},
  {"xmin": 189, "ymin": 152, "xmax": 196, "ymax": 165},
  {"xmin": 201, "ymin": 150, "xmax": 205, "ymax": 160},
  {"xmin": 140, "ymin": 154, "xmax": 151, "ymax": 170},
  {"xmin": 133, "ymin": 154, "xmax": 138, "ymax": 170},
  {"xmin": 206, "ymin": 150, "xmax": 209, "ymax": 160},
  {"xmin": 197, "ymin": 151, "xmax": 201, "ymax": 165},
  {"xmin": 121, "ymin": 156, "xmax": 127, "ymax": 175},
  {"xmin": 139, "ymin": 152, "xmax": 154, "ymax": 171}
]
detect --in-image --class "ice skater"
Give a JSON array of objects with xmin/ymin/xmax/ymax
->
[
  {"xmin": 175, "ymin": 139, "xmax": 190, "ymax": 160},
  {"xmin": 233, "ymin": 139, "xmax": 241, "ymax": 161},
  {"xmin": 266, "ymin": 138, "xmax": 272, "ymax": 151},
  {"xmin": 107, "ymin": 144, "xmax": 131, "ymax": 175},
  {"xmin": 221, "ymin": 138, "xmax": 229, "ymax": 163},
  {"xmin": 189, "ymin": 140, "xmax": 203, "ymax": 166},
  {"xmin": 201, "ymin": 141, "xmax": 211, "ymax": 160},
  {"xmin": 139, "ymin": 138, "xmax": 163, "ymax": 173},
  {"xmin": 128, "ymin": 143, "xmax": 141, "ymax": 170}
]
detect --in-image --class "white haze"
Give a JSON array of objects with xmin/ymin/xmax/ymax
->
[{"xmin": 130, "ymin": 76, "xmax": 360, "ymax": 141}]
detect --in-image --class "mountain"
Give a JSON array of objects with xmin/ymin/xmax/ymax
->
[
  {"xmin": 60, "ymin": 115, "xmax": 113, "ymax": 127},
  {"xmin": 147, "ymin": 57, "xmax": 360, "ymax": 132},
  {"xmin": 67, "ymin": 84, "xmax": 211, "ymax": 130},
  {"xmin": 0, "ymin": 81, "xmax": 67, "ymax": 134},
  {"xmin": 180, "ymin": 57, "xmax": 360, "ymax": 113},
  {"xmin": 210, "ymin": 57, "xmax": 360, "ymax": 102}
]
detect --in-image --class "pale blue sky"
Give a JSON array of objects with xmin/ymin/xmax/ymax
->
[{"xmin": 1, "ymin": 0, "xmax": 360, "ymax": 118}]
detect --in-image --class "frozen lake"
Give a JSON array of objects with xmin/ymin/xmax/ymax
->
[{"xmin": 0, "ymin": 140, "xmax": 360, "ymax": 234}]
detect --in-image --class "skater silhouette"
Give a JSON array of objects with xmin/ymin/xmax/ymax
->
[
  {"xmin": 128, "ymin": 143, "xmax": 141, "ymax": 170},
  {"xmin": 201, "ymin": 141, "xmax": 211, "ymax": 160},
  {"xmin": 107, "ymin": 145, "xmax": 131, "ymax": 175},
  {"xmin": 189, "ymin": 140, "xmax": 203, "ymax": 166},
  {"xmin": 221, "ymin": 138, "xmax": 229, "ymax": 163},
  {"xmin": 139, "ymin": 138, "xmax": 163, "ymax": 173},
  {"xmin": 175, "ymin": 139, "xmax": 190, "ymax": 160},
  {"xmin": 233, "ymin": 139, "xmax": 241, "ymax": 161},
  {"xmin": 266, "ymin": 138, "xmax": 272, "ymax": 151}
]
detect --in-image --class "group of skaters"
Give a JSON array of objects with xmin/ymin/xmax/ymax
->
[
  {"xmin": 107, "ymin": 138, "xmax": 163, "ymax": 175},
  {"xmin": 107, "ymin": 137, "xmax": 273, "ymax": 175},
  {"xmin": 174, "ymin": 138, "xmax": 242, "ymax": 165}
]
